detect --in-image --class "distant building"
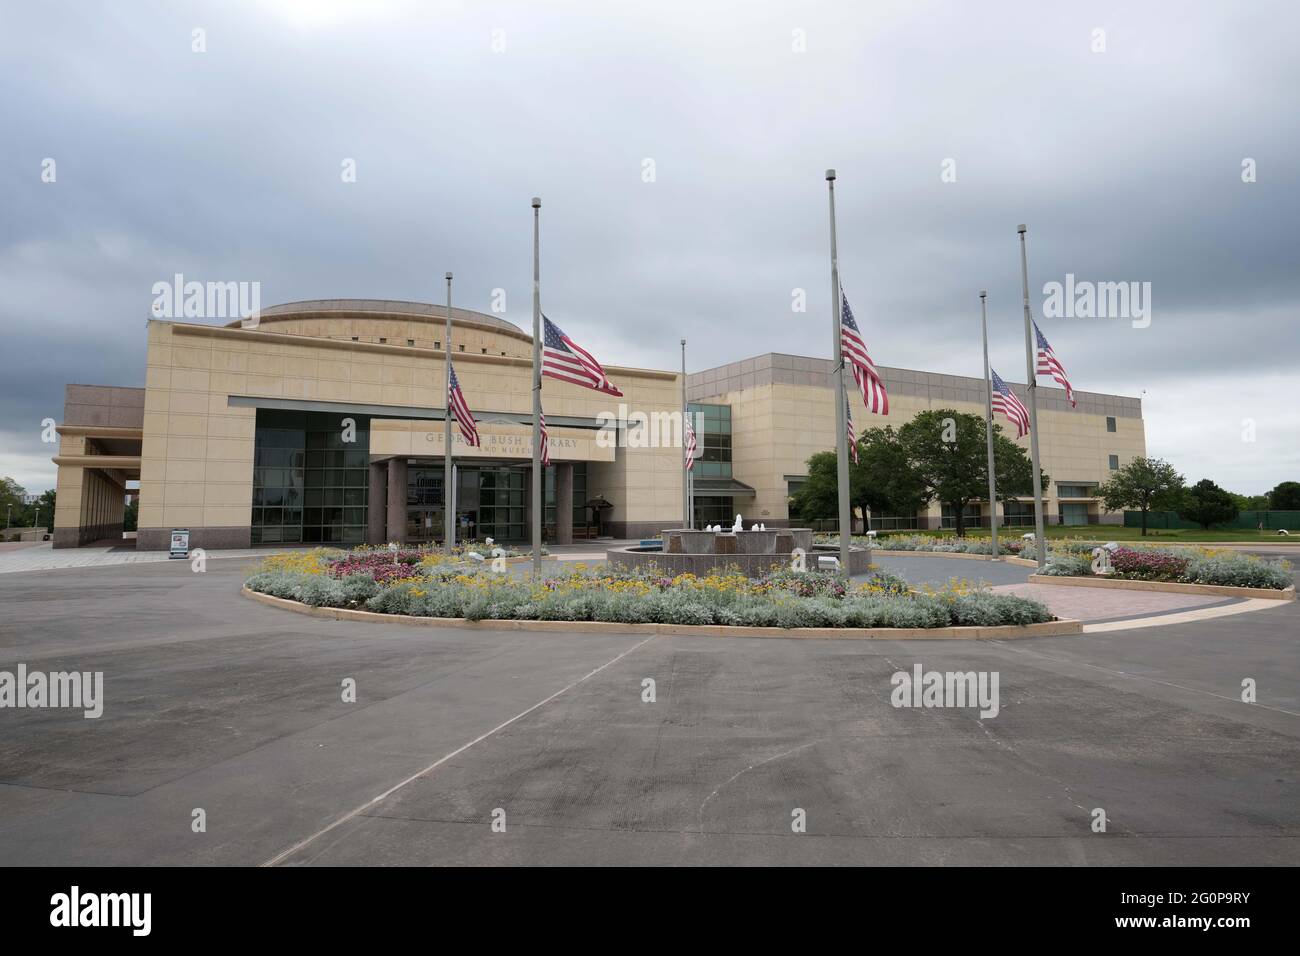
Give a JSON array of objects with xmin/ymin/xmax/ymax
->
[{"xmin": 688, "ymin": 354, "xmax": 1145, "ymax": 530}]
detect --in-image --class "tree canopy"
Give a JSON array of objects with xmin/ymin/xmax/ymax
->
[
  {"xmin": 1177, "ymin": 478, "xmax": 1239, "ymax": 530},
  {"xmin": 1268, "ymin": 481, "xmax": 1300, "ymax": 511},
  {"xmin": 789, "ymin": 409, "xmax": 1045, "ymax": 536},
  {"xmin": 1097, "ymin": 457, "xmax": 1184, "ymax": 536}
]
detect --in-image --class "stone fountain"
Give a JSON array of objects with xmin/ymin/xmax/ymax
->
[{"xmin": 607, "ymin": 515, "xmax": 870, "ymax": 577}]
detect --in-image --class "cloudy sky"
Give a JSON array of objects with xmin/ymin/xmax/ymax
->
[{"xmin": 2, "ymin": 0, "xmax": 1297, "ymax": 495}]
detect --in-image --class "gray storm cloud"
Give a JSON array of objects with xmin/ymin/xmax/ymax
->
[{"xmin": 1, "ymin": 0, "xmax": 1296, "ymax": 493}]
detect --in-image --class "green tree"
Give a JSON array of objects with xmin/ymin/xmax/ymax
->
[
  {"xmin": 30, "ymin": 488, "xmax": 56, "ymax": 529},
  {"xmin": 1097, "ymin": 457, "xmax": 1184, "ymax": 536},
  {"xmin": 898, "ymin": 409, "xmax": 1045, "ymax": 537},
  {"xmin": 992, "ymin": 430, "xmax": 1048, "ymax": 511},
  {"xmin": 791, "ymin": 427, "xmax": 930, "ymax": 528},
  {"xmin": 1229, "ymin": 491, "xmax": 1270, "ymax": 512},
  {"xmin": 1268, "ymin": 481, "xmax": 1300, "ymax": 511},
  {"xmin": 856, "ymin": 425, "xmax": 929, "ymax": 520},
  {"xmin": 1177, "ymin": 479, "xmax": 1239, "ymax": 530},
  {"xmin": 123, "ymin": 498, "xmax": 138, "ymax": 532},
  {"xmin": 1, "ymin": 477, "xmax": 27, "ymax": 529},
  {"xmin": 790, "ymin": 451, "xmax": 839, "ymax": 520}
]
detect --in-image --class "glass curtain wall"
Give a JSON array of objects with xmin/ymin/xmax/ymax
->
[{"xmin": 252, "ymin": 410, "xmax": 370, "ymax": 544}]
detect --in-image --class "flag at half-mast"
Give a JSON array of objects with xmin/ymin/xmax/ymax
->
[
  {"xmin": 840, "ymin": 290, "xmax": 889, "ymax": 414},
  {"xmin": 1034, "ymin": 321, "xmax": 1076, "ymax": 407},
  {"xmin": 683, "ymin": 411, "xmax": 698, "ymax": 471},
  {"xmin": 447, "ymin": 362, "xmax": 480, "ymax": 447},
  {"xmin": 846, "ymin": 392, "xmax": 859, "ymax": 464},
  {"xmin": 538, "ymin": 407, "xmax": 551, "ymax": 467},
  {"xmin": 990, "ymin": 368, "xmax": 1030, "ymax": 439},
  {"xmin": 541, "ymin": 315, "xmax": 623, "ymax": 396}
]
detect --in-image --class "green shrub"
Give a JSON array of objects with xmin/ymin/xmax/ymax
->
[
  {"xmin": 949, "ymin": 592, "xmax": 1051, "ymax": 626},
  {"xmin": 1041, "ymin": 553, "xmax": 1092, "ymax": 577},
  {"xmin": 1182, "ymin": 555, "xmax": 1292, "ymax": 590}
]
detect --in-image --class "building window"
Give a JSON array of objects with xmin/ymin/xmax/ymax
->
[
  {"xmin": 350, "ymin": 336, "xmax": 358, "ymax": 341},
  {"xmin": 481, "ymin": 347, "xmax": 488, "ymax": 354},
  {"xmin": 1108, "ymin": 454, "xmax": 1120, "ymax": 470},
  {"xmin": 1057, "ymin": 483, "xmax": 1097, "ymax": 498},
  {"xmin": 252, "ymin": 410, "xmax": 370, "ymax": 545},
  {"xmin": 459, "ymin": 344, "xmax": 464, "ymax": 352},
  {"xmin": 694, "ymin": 496, "xmax": 734, "ymax": 529},
  {"xmin": 687, "ymin": 402, "xmax": 732, "ymax": 479},
  {"xmin": 940, "ymin": 503, "xmax": 983, "ymax": 529},
  {"xmin": 1003, "ymin": 499, "xmax": 1035, "ymax": 527},
  {"xmin": 1060, "ymin": 502, "xmax": 1091, "ymax": 525},
  {"xmin": 544, "ymin": 463, "xmax": 588, "ymax": 537},
  {"xmin": 407, "ymin": 339, "xmax": 415, "ymax": 347},
  {"xmin": 434, "ymin": 341, "xmax": 441, "ymax": 349},
  {"xmin": 1106, "ymin": 416, "xmax": 1116, "ymax": 432},
  {"xmin": 378, "ymin": 337, "xmax": 387, "ymax": 344}
]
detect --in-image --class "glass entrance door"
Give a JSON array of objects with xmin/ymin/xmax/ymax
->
[
  {"xmin": 407, "ymin": 467, "xmax": 445, "ymax": 544},
  {"xmin": 406, "ymin": 508, "xmax": 442, "ymax": 543}
]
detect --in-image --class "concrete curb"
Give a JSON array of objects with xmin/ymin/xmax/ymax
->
[
  {"xmin": 871, "ymin": 549, "xmax": 1038, "ymax": 568},
  {"xmin": 240, "ymin": 586, "xmax": 1083, "ymax": 641},
  {"xmin": 1027, "ymin": 574, "xmax": 1296, "ymax": 602}
]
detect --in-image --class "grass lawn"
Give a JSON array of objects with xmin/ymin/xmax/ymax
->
[{"xmin": 884, "ymin": 526, "xmax": 1300, "ymax": 544}]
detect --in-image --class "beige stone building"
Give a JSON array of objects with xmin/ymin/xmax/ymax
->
[
  {"xmin": 52, "ymin": 300, "xmax": 1145, "ymax": 548},
  {"xmin": 687, "ymin": 353, "xmax": 1146, "ymax": 530}
]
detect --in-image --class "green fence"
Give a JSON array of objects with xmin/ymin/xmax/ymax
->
[{"xmin": 1125, "ymin": 510, "xmax": 1300, "ymax": 530}]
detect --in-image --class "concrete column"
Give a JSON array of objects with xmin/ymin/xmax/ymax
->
[
  {"xmin": 368, "ymin": 461, "xmax": 387, "ymax": 545},
  {"xmin": 385, "ymin": 457, "xmax": 407, "ymax": 544},
  {"xmin": 555, "ymin": 463, "xmax": 574, "ymax": 545}
]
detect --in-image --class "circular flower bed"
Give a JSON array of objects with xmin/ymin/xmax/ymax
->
[{"xmin": 243, "ymin": 549, "xmax": 1055, "ymax": 630}]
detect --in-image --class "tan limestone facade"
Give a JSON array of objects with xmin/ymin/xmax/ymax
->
[{"xmin": 51, "ymin": 302, "xmax": 1146, "ymax": 548}]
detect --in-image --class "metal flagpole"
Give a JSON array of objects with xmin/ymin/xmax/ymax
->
[
  {"xmin": 1018, "ymin": 225, "xmax": 1047, "ymax": 571},
  {"xmin": 688, "ymin": 470, "xmax": 694, "ymax": 529},
  {"xmin": 531, "ymin": 198, "xmax": 543, "ymax": 577},
  {"xmin": 681, "ymin": 338, "xmax": 689, "ymax": 529},
  {"xmin": 443, "ymin": 272, "xmax": 455, "ymax": 556},
  {"xmin": 827, "ymin": 169, "xmax": 851, "ymax": 573},
  {"xmin": 980, "ymin": 290, "xmax": 1000, "ymax": 562}
]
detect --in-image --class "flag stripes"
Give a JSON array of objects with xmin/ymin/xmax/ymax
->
[
  {"xmin": 538, "ymin": 408, "xmax": 550, "ymax": 467},
  {"xmin": 684, "ymin": 412, "xmax": 697, "ymax": 471},
  {"xmin": 840, "ymin": 290, "xmax": 889, "ymax": 414},
  {"xmin": 447, "ymin": 362, "xmax": 480, "ymax": 447},
  {"xmin": 541, "ymin": 315, "xmax": 623, "ymax": 396},
  {"xmin": 1033, "ymin": 321, "xmax": 1076, "ymax": 407},
  {"xmin": 846, "ymin": 394, "xmax": 859, "ymax": 464},
  {"xmin": 990, "ymin": 368, "xmax": 1030, "ymax": 439}
]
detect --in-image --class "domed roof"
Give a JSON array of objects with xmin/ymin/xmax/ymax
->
[{"xmin": 226, "ymin": 298, "xmax": 530, "ymax": 340}]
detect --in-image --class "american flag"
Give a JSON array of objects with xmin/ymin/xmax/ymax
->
[
  {"xmin": 846, "ymin": 393, "xmax": 859, "ymax": 464},
  {"xmin": 840, "ymin": 291, "xmax": 889, "ymax": 415},
  {"xmin": 1034, "ymin": 321, "xmax": 1076, "ymax": 407},
  {"xmin": 542, "ymin": 315, "xmax": 623, "ymax": 396},
  {"xmin": 684, "ymin": 411, "xmax": 697, "ymax": 471},
  {"xmin": 538, "ymin": 407, "xmax": 550, "ymax": 467},
  {"xmin": 990, "ymin": 368, "xmax": 1030, "ymax": 439},
  {"xmin": 447, "ymin": 362, "xmax": 480, "ymax": 447}
]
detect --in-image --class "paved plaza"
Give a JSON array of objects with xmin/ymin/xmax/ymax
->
[{"xmin": 0, "ymin": 552, "xmax": 1295, "ymax": 866}]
